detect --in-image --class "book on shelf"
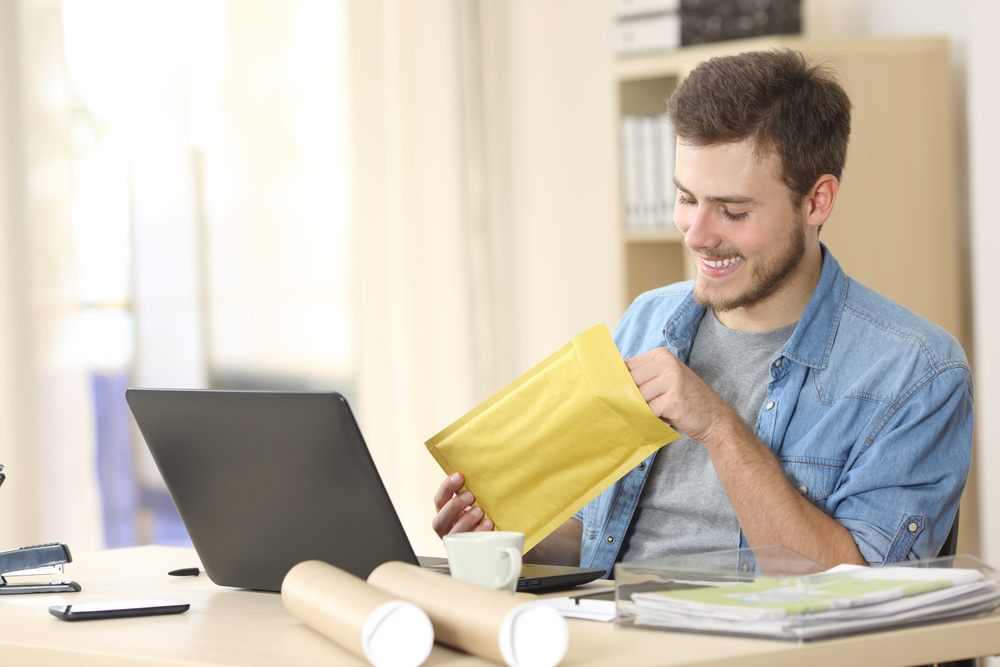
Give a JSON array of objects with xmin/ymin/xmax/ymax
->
[
  {"xmin": 614, "ymin": 0, "xmax": 802, "ymax": 57},
  {"xmin": 681, "ymin": 0, "xmax": 801, "ymax": 47},
  {"xmin": 615, "ymin": 12, "xmax": 681, "ymax": 56},
  {"xmin": 621, "ymin": 114, "xmax": 676, "ymax": 232}
]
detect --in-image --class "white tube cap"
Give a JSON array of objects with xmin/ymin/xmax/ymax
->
[
  {"xmin": 498, "ymin": 602, "xmax": 569, "ymax": 667},
  {"xmin": 362, "ymin": 600, "xmax": 435, "ymax": 667}
]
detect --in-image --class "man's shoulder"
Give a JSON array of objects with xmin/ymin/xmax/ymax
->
[
  {"xmin": 824, "ymin": 277, "xmax": 971, "ymax": 396},
  {"xmin": 629, "ymin": 280, "xmax": 696, "ymax": 310},
  {"xmin": 840, "ymin": 277, "xmax": 967, "ymax": 365}
]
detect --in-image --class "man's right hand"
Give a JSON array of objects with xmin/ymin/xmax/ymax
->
[{"xmin": 431, "ymin": 472, "xmax": 494, "ymax": 538}]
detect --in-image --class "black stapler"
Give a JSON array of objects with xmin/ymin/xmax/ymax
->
[
  {"xmin": 0, "ymin": 464, "xmax": 81, "ymax": 595},
  {"xmin": 0, "ymin": 543, "xmax": 81, "ymax": 594}
]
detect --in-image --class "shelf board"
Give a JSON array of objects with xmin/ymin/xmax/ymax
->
[
  {"xmin": 623, "ymin": 228, "xmax": 684, "ymax": 243},
  {"xmin": 615, "ymin": 36, "xmax": 805, "ymax": 82},
  {"xmin": 614, "ymin": 35, "xmax": 948, "ymax": 83}
]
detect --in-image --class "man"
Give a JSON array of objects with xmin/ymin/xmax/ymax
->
[{"xmin": 432, "ymin": 50, "xmax": 973, "ymax": 572}]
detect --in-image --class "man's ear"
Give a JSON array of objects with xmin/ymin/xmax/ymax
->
[{"xmin": 803, "ymin": 174, "xmax": 839, "ymax": 229}]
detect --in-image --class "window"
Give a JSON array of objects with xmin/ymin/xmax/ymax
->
[{"xmin": 63, "ymin": 0, "xmax": 352, "ymax": 546}]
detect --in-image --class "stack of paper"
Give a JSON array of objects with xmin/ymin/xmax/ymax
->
[
  {"xmin": 537, "ymin": 596, "xmax": 617, "ymax": 622},
  {"xmin": 623, "ymin": 564, "xmax": 1000, "ymax": 640}
]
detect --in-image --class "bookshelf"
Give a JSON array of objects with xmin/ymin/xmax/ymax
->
[{"xmin": 615, "ymin": 36, "xmax": 965, "ymax": 349}]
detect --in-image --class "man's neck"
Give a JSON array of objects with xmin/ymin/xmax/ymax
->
[{"xmin": 714, "ymin": 245, "xmax": 824, "ymax": 333}]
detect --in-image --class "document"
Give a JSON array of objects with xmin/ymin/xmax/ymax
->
[
  {"xmin": 537, "ymin": 596, "xmax": 617, "ymax": 622},
  {"xmin": 624, "ymin": 564, "xmax": 1000, "ymax": 640},
  {"xmin": 426, "ymin": 324, "xmax": 679, "ymax": 552}
]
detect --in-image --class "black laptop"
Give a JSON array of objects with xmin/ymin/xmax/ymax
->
[{"xmin": 125, "ymin": 389, "xmax": 604, "ymax": 593}]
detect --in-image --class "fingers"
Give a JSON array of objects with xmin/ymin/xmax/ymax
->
[
  {"xmin": 627, "ymin": 348, "xmax": 679, "ymax": 384},
  {"xmin": 625, "ymin": 348, "xmax": 685, "ymax": 424},
  {"xmin": 472, "ymin": 515, "xmax": 494, "ymax": 531},
  {"xmin": 431, "ymin": 488, "xmax": 473, "ymax": 537},
  {"xmin": 431, "ymin": 497, "xmax": 493, "ymax": 536},
  {"xmin": 430, "ymin": 473, "xmax": 493, "ymax": 538},
  {"xmin": 625, "ymin": 346, "xmax": 671, "ymax": 371},
  {"xmin": 433, "ymin": 472, "xmax": 465, "ymax": 512},
  {"xmin": 450, "ymin": 505, "xmax": 493, "ymax": 534},
  {"xmin": 627, "ymin": 349, "xmax": 685, "ymax": 402}
]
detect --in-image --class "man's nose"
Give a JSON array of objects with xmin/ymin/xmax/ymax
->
[{"xmin": 682, "ymin": 206, "xmax": 721, "ymax": 251}]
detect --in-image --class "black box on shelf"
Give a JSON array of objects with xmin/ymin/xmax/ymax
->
[{"xmin": 681, "ymin": 0, "xmax": 801, "ymax": 46}]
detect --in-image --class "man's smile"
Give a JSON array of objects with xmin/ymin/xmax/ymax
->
[{"xmin": 700, "ymin": 256, "xmax": 744, "ymax": 270}]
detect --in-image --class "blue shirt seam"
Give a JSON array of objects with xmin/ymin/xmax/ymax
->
[{"xmin": 862, "ymin": 364, "xmax": 973, "ymax": 452}]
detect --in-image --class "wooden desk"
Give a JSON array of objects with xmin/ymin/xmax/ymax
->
[{"xmin": 1, "ymin": 546, "xmax": 998, "ymax": 667}]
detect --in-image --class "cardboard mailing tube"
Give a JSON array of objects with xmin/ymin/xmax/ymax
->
[
  {"xmin": 282, "ymin": 560, "xmax": 434, "ymax": 667},
  {"xmin": 368, "ymin": 561, "xmax": 568, "ymax": 667}
]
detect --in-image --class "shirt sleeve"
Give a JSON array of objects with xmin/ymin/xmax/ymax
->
[{"xmin": 829, "ymin": 364, "xmax": 973, "ymax": 565}]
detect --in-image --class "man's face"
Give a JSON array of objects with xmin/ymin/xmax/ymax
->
[{"xmin": 672, "ymin": 140, "xmax": 811, "ymax": 315}]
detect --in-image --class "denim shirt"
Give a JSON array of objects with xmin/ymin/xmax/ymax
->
[{"xmin": 575, "ymin": 246, "xmax": 973, "ymax": 574}]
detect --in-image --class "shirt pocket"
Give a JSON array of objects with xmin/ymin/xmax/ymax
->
[{"xmin": 779, "ymin": 457, "xmax": 844, "ymax": 503}]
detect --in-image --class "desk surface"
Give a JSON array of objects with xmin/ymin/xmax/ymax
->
[{"xmin": 1, "ymin": 546, "xmax": 999, "ymax": 667}]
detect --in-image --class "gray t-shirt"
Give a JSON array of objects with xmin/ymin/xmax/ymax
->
[{"xmin": 618, "ymin": 310, "xmax": 796, "ymax": 562}]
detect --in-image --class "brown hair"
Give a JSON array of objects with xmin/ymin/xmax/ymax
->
[{"xmin": 667, "ymin": 49, "xmax": 852, "ymax": 203}]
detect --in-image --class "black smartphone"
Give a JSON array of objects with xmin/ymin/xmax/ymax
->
[{"xmin": 49, "ymin": 599, "xmax": 189, "ymax": 621}]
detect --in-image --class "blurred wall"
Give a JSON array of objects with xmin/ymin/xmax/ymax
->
[
  {"xmin": 967, "ymin": 0, "xmax": 1000, "ymax": 591},
  {"xmin": 806, "ymin": 0, "xmax": 1000, "ymax": 586},
  {"xmin": 349, "ymin": 0, "xmax": 620, "ymax": 558}
]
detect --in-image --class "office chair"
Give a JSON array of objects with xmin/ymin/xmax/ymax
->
[
  {"xmin": 937, "ymin": 509, "xmax": 960, "ymax": 559},
  {"xmin": 930, "ymin": 510, "xmax": 976, "ymax": 667}
]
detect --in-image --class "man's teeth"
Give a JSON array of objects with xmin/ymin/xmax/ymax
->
[{"xmin": 704, "ymin": 257, "xmax": 743, "ymax": 269}]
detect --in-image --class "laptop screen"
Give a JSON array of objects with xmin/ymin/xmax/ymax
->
[{"xmin": 127, "ymin": 389, "xmax": 419, "ymax": 591}]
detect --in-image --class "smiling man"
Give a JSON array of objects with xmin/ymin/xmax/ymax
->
[{"xmin": 432, "ymin": 50, "xmax": 973, "ymax": 573}]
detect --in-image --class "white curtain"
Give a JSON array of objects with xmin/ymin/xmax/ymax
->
[
  {"xmin": 0, "ymin": 0, "xmax": 622, "ymax": 557},
  {"xmin": 0, "ymin": 0, "xmax": 103, "ymax": 551},
  {"xmin": 348, "ymin": 0, "xmax": 621, "ymax": 557}
]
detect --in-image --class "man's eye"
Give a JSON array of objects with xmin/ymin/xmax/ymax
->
[
  {"xmin": 722, "ymin": 209, "xmax": 749, "ymax": 222},
  {"xmin": 677, "ymin": 194, "xmax": 695, "ymax": 205}
]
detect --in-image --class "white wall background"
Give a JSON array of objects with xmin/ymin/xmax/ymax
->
[
  {"xmin": 807, "ymin": 4, "xmax": 1000, "ymax": 662},
  {"xmin": 967, "ymin": 0, "xmax": 1000, "ymax": 590}
]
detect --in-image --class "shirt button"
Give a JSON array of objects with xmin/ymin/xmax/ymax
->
[
  {"xmin": 798, "ymin": 485, "xmax": 809, "ymax": 496},
  {"xmin": 606, "ymin": 535, "xmax": 615, "ymax": 544},
  {"xmin": 774, "ymin": 359, "xmax": 783, "ymax": 368},
  {"xmin": 765, "ymin": 401, "xmax": 775, "ymax": 410},
  {"xmin": 741, "ymin": 563, "xmax": 750, "ymax": 573},
  {"xmin": 908, "ymin": 522, "xmax": 919, "ymax": 533},
  {"xmin": 637, "ymin": 461, "xmax": 646, "ymax": 471}
]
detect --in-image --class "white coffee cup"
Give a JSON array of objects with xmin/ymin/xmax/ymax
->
[{"xmin": 443, "ymin": 531, "xmax": 524, "ymax": 593}]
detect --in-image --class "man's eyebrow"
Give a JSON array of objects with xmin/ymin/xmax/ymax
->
[{"xmin": 673, "ymin": 177, "xmax": 759, "ymax": 205}]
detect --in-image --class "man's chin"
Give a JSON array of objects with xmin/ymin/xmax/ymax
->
[{"xmin": 692, "ymin": 284, "xmax": 742, "ymax": 313}]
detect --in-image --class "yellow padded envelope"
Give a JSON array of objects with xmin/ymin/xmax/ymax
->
[{"xmin": 425, "ymin": 323, "xmax": 680, "ymax": 553}]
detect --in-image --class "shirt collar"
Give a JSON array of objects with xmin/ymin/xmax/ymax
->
[
  {"xmin": 782, "ymin": 243, "xmax": 846, "ymax": 370},
  {"xmin": 662, "ymin": 243, "xmax": 846, "ymax": 370}
]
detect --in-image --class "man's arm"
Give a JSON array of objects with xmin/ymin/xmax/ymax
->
[
  {"xmin": 703, "ymin": 415, "xmax": 869, "ymax": 567},
  {"xmin": 627, "ymin": 347, "xmax": 869, "ymax": 568},
  {"xmin": 431, "ymin": 473, "xmax": 582, "ymax": 566}
]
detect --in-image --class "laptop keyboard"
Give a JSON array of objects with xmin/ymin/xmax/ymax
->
[{"xmin": 423, "ymin": 563, "xmax": 543, "ymax": 590}]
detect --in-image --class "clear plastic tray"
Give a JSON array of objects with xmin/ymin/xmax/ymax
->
[{"xmin": 614, "ymin": 546, "xmax": 1000, "ymax": 641}]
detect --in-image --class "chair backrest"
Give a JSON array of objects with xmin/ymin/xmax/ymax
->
[
  {"xmin": 937, "ymin": 508, "xmax": 960, "ymax": 558},
  {"xmin": 930, "ymin": 510, "xmax": 977, "ymax": 667}
]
